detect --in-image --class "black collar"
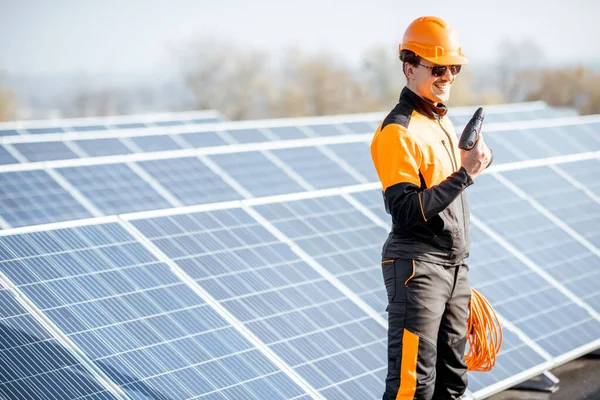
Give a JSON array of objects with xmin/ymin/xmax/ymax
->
[{"xmin": 400, "ymin": 87, "xmax": 448, "ymax": 119}]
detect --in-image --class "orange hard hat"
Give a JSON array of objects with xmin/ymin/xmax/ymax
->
[{"xmin": 400, "ymin": 16, "xmax": 468, "ymax": 65}]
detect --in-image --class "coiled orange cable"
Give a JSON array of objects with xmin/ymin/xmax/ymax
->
[{"xmin": 466, "ymin": 288, "xmax": 503, "ymax": 372}]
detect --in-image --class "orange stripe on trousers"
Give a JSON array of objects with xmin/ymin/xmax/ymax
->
[{"xmin": 396, "ymin": 329, "xmax": 419, "ymax": 400}]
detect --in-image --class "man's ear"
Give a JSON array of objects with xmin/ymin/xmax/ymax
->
[{"xmin": 404, "ymin": 63, "xmax": 415, "ymax": 80}]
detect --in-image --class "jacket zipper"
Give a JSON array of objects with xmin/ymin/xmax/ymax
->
[{"xmin": 437, "ymin": 118, "xmax": 467, "ymax": 250}]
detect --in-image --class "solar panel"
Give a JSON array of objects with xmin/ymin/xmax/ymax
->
[
  {"xmin": 304, "ymin": 124, "xmax": 345, "ymax": 136},
  {"xmin": 467, "ymin": 175, "xmax": 600, "ymax": 356},
  {"xmin": 558, "ymin": 159, "xmax": 600, "ymax": 197},
  {"xmin": 129, "ymin": 135, "xmax": 183, "ymax": 152},
  {"xmin": 0, "ymin": 222, "xmax": 311, "ymax": 399},
  {"xmin": 252, "ymin": 196, "xmax": 388, "ymax": 317},
  {"xmin": 271, "ymin": 147, "xmax": 361, "ymax": 189},
  {"xmin": 348, "ymin": 190, "xmax": 389, "ymax": 226},
  {"xmin": 180, "ymin": 132, "xmax": 228, "ymax": 148},
  {"xmin": 27, "ymin": 127, "xmax": 65, "ymax": 135},
  {"xmin": 0, "ymin": 170, "xmax": 93, "ymax": 228},
  {"xmin": 0, "ymin": 129, "xmax": 19, "ymax": 136},
  {"xmin": 71, "ymin": 125, "xmax": 107, "ymax": 132},
  {"xmin": 56, "ymin": 164, "xmax": 173, "ymax": 215},
  {"xmin": 137, "ymin": 157, "xmax": 243, "ymax": 206},
  {"xmin": 0, "ymin": 146, "xmax": 18, "ymax": 165},
  {"xmin": 76, "ymin": 139, "xmax": 134, "ymax": 157},
  {"xmin": 225, "ymin": 129, "xmax": 271, "ymax": 144},
  {"xmin": 325, "ymin": 143, "xmax": 377, "ymax": 181},
  {"xmin": 341, "ymin": 122, "xmax": 378, "ymax": 134},
  {"xmin": 130, "ymin": 208, "xmax": 387, "ymax": 399},
  {"xmin": 0, "ymin": 281, "xmax": 119, "ymax": 399},
  {"xmin": 14, "ymin": 142, "xmax": 79, "ymax": 162},
  {"xmin": 267, "ymin": 126, "xmax": 310, "ymax": 140},
  {"xmin": 209, "ymin": 151, "xmax": 307, "ymax": 197}
]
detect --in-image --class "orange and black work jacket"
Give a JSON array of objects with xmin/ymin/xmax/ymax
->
[{"xmin": 371, "ymin": 87, "xmax": 474, "ymax": 265}]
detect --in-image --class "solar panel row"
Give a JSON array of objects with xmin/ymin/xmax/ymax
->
[
  {"xmin": 1, "ymin": 118, "xmax": 599, "ymax": 230},
  {"xmin": 0, "ymin": 106, "xmax": 586, "ymax": 166},
  {"xmin": 1, "ymin": 155, "xmax": 599, "ymax": 399},
  {"xmin": 0, "ymin": 110, "xmax": 223, "ymax": 137}
]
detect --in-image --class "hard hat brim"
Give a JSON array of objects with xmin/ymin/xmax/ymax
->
[{"xmin": 421, "ymin": 54, "xmax": 469, "ymax": 66}]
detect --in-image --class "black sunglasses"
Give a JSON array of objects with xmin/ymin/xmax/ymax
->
[{"xmin": 418, "ymin": 63, "xmax": 462, "ymax": 77}]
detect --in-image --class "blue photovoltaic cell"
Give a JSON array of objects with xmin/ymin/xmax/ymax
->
[
  {"xmin": 14, "ymin": 142, "xmax": 79, "ymax": 162},
  {"xmin": 133, "ymin": 208, "xmax": 387, "ymax": 400},
  {"xmin": 267, "ymin": 126, "xmax": 310, "ymax": 140},
  {"xmin": 76, "ymin": 138, "xmax": 134, "ymax": 157},
  {"xmin": 181, "ymin": 131, "xmax": 228, "ymax": 148},
  {"xmin": 271, "ymin": 147, "xmax": 360, "ymax": 189},
  {"xmin": 189, "ymin": 117, "xmax": 221, "ymax": 124},
  {"xmin": 225, "ymin": 129, "xmax": 270, "ymax": 144},
  {"xmin": 304, "ymin": 124, "xmax": 344, "ymax": 136},
  {"xmin": 342, "ymin": 122, "xmax": 376, "ymax": 134},
  {"xmin": 0, "ymin": 146, "xmax": 18, "ymax": 165},
  {"xmin": 467, "ymin": 175, "xmax": 600, "ymax": 355},
  {"xmin": 0, "ymin": 170, "xmax": 92, "ymax": 228},
  {"xmin": 325, "ymin": 142, "xmax": 377, "ymax": 181},
  {"xmin": 72, "ymin": 125, "xmax": 107, "ymax": 132},
  {"xmin": 154, "ymin": 120, "xmax": 184, "ymax": 127},
  {"xmin": 558, "ymin": 159, "xmax": 600, "ymax": 197},
  {"xmin": 138, "ymin": 157, "xmax": 242, "ymax": 205},
  {"xmin": 0, "ymin": 129, "xmax": 19, "ymax": 136},
  {"xmin": 254, "ymin": 197, "xmax": 388, "ymax": 317},
  {"xmin": 129, "ymin": 135, "xmax": 183, "ymax": 152},
  {"xmin": 349, "ymin": 190, "xmax": 390, "ymax": 227},
  {"xmin": 26, "ymin": 127, "xmax": 65, "ymax": 135},
  {"xmin": 57, "ymin": 163, "xmax": 172, "ymax": 215},
  {"xmin": 209, "ymin": 151, "xmax": 306, "ymax": 197},
  {"xmin": 0, "ymin": 282, "xmax": 118, "ymax": 400},
  {"xmin": 0, "ymin": 223, "xmax": 308, "ymax": 400},
  {"xmin": 114, "ymin": 123, "xmax": 147, "ymax": 129}
]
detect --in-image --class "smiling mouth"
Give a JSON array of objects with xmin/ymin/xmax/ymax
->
[{"xmin": 434, "ymin": 83, "xmax": 451, "ymax": 93}]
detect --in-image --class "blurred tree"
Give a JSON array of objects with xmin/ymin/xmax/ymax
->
[
  {"xmin": 360, "ymin": 45, "xmax": 403, "ymax": 110},
  {"xmin": 181, "ymin": 38, "xmax": 272, "ymax": 120},
  {"xmin": 273, "ymin": 49, "xmax": 374, "ymax": 117},
  {"xmin": 494, "ymin": 38, "xmax": 544, "ymax": 102},
  {"xmin": 0, "ymin": 80, "xmax": 17, "ymax": 122},
  {"xmin": 526, "ymin": 66, "xmax": 600, "ymax": 115}
]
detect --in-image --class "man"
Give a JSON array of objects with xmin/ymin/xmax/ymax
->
[{"xmin": 370, "ymin": 16, "xmax": 492, "ymax": 400}]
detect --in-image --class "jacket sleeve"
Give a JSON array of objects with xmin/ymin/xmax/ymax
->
[{"xmin": 371, "ymin": 124, "xmax": 473, "ymax": 230}]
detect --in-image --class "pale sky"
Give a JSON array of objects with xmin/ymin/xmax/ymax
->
[{"xmin": 1, "ymin": 0, "xmax": 598, "ymax": 77}]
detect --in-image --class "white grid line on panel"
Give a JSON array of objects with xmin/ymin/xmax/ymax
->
[
  {"xmin": 316, "ymin": 145, "xmax": 369, "ymax": 184},
  {"xmin": 63, "ymin": 140, "xmax": 90, "ymax": 158},
  {"xmin": 118, "ymin": 137, "xmax": 144, "ymax": 153},
  {"xmin": 198, "ymin": 155, "xmax": 254, "ymax": 199},
  {"xmin": 118, "ymin": 218, "xmax": 324, "ymax": 400},
  {"xmin": 493, "ymin": 172, "xmax": 600, "ymax": 261},
  {"xmin": 342, "ymin": 193, "xmax": 389, "ymax": 230},
  {"xmin": 550, "ymin": 164, "xmax": 600, "ymax": 206},
  {"xmin": 261, "ymin": 150, "xmax": 316, "ymax": 191},
  {"xmin": 46, "ymin": 168, "xmax": 104, "ymax": 218},
  {"xmin": 2, "ymin": 143, "xmax": 28, "ymax": 163},
  {"xmin": 471, "ymin": 212, "xmax": 600, "ymax": 322},
  {"xmin": 242, "ymin": 205, "xmax": 387, "ymax": 328},
  {"xmin": 0, "ymin": 215, "xmax": 11, "ymax": 229},
  {"xmin": 127, "ymin": 161, "xmax": 184, "ymax": 208},
  {"xmin": 0, "ymin": 271, "xmax": 128, "ymax": 399},
  {"xmin": 168, "ymin": 132, "xmax": 194, "ymax": 149}
]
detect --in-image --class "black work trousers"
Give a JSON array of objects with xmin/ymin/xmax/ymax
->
[{"xmin": 381, "ymin": 258, "xmax": 470, "ymax": 400}]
